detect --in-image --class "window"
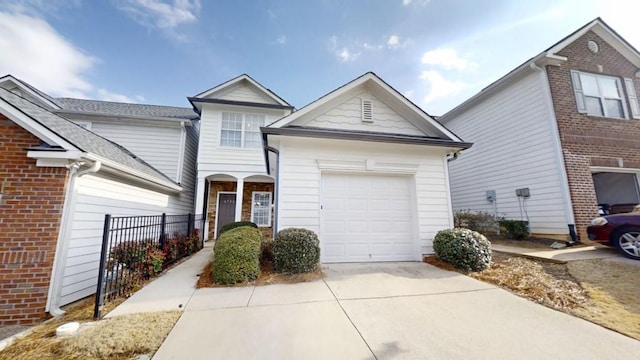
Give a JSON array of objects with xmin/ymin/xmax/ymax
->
[
  {"xmin": 251, "ymin": 192, "xmax": 272, "ymax": 227},
  {"xmin": 220, "ymin": 112, "xmax": 265, "ymax": 148},
  {"xmin": 571, "ymin": 70, "xmax": 640, "ymax": 119}
]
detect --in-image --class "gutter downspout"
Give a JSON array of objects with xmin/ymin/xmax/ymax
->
[
  {"xmin": 47, "ymin": 161, "xmax": 101, "ymax": 316},
  {"xmin": 529, "ymin": 61, "xmax": 578, "ymax": 244},
  {"xmin": 266, "ymin": 146, "xmax": 280, "ymax": 240}
]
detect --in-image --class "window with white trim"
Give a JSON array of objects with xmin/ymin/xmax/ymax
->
[
  {"xmin": 251, "ymin": 192, "xmax": 272, "ymax": 227},
  {"xmin": 570, "ymin": 70, "xmax": 639, "ymax": 119},
  {"xmin": 220, "ymin": 112, "xmax": 265, "ymax": 148}
]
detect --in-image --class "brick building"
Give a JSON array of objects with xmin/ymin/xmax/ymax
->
[{"xmin": 440, "ymin": 18, "xmax": 640, "ymax": 253}]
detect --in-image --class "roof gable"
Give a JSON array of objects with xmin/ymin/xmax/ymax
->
[
  {"xmin": 193, "ymin": 74, "xmax": 291, "ymax": 106},
  {"xmin": 0, "ymin": 75, "xmax": 60, "ymax": 110},
  {"xmin": 0, "ymin": 87, "xmax": 179, "ymax": 190},
  {"xmin": 268, "ymin": 72, "xmax": 463, "ymax": 142}
]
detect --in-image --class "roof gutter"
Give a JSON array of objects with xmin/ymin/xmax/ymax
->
[{"xmin": 261, "ymin": 126, "xmax": 472, "ymax": 150}]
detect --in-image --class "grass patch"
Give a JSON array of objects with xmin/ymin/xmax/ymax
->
[
  {"xmin": 426, "ymin": 253, "xmax": 640, "ymax": 340},
  {"xmin": 197, "ymin": 258, "xmax": 324, "ymax": 288},
  {"xmin": 0, "ymin": 297, "xmax": 179, "ymax": 360}
]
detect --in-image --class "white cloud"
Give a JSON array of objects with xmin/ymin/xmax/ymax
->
[
  {"xmin": 402, "ymin": 0, "xmax": 430, "ymax": 6},
  {"xmin": 420, "ymin": 70, "xmax": 467, "ymax": 103},
  {"xmin": 328, "ymin": 36, "xmax": 361, "ymax": 62},
  {"xmin": 387, "ymin": 35, "xmax": 400, "ymax": 48},
  {"xmin": 0, "ymin": 11, "xmax": 94, "ymax": 97},
  {"xmin": 421, "ymin": 48, "xmax": 478, "ymax": 72},
  {"xmin": 0, "ymin": 11, "xmax": 140, "ymax": 102},
  {"xmin": 276, "ymin": 35, "xmax": 287, "ymax": 45},
  {"xmin": 96, "ymin": 89, "xmax": 144, "ymax": 103},
  {"xmin": 115, "ymin": 0, "xmax": 201, "ymax": 29}
]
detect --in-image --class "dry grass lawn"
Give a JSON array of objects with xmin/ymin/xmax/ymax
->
[
  {"xmin": 426, "ymin": 253, "xmax": 640, "ymax": 340},
  {"xmin": 0, "ymin": 298, "xmax": 179, "ymax": 360}
]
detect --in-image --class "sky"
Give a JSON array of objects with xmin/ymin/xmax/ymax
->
[{"xmin": 1, "ymin": 0, "xmax": 639, "ymax": 115}]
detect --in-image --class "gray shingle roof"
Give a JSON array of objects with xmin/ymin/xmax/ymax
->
[
  {"xmin": 54, "ymin": 98, "xmax": 198, "ymax": 120},
  {"xmin": 0, "ymin": 87, "xmax": 179, "ymax": 188}
]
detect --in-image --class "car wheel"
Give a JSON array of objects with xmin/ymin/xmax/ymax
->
[{"xmin": 612, "ymin": 226, "xmax": 640, "ymax": 260}]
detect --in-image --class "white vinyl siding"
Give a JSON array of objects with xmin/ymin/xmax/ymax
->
[
  {"xmin": 305, "ymin": 94, "xmax": 425, "ymax": 136},
  {"xmin": 276, "ymin": 137, "xmax": 451, "ymax": 255},
  {"xmin": 445, "ymin": 71, "xmax": 570, "ymax": 235},
  {"xmin": 58, "ymin": 175, "xmax": 188, "ymax": 306},
  {"xmin": 90, "ymin": 122, "xmax": 183, "ymax": 181},
  {"xmin": 251, "ymin": 192, "xmax": 272, "ymax": 226},
  {"xmin": 220, "ymin": 112, "xmax": 265, "ymax": 148},
  {"xmin": 571, "ymin": 70, "xmax": 628, "ymax": 119},
  {"xmin": 217, "ymin": 83, "xmax": 281, "ymax": 105}
]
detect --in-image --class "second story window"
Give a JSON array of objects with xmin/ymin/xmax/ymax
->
[
  {"xmin": 571, "ymin": 70, "xmax": 640, "ymax": 119},
  {"xmin": 220, "ymin": 112, "xmax": 265, "ymax": 148}
]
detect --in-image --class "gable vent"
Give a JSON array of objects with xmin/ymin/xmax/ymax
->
[{"xmin": 361, "ymin": 99, "xmax": 373, "ymax": 123}]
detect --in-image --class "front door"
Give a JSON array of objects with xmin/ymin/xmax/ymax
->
[{"xmin": 216, "ymin": 193, "xmax": 236, "ymax": 237}]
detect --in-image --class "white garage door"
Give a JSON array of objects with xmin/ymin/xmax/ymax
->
[{"xmin": 321, "ymin": 173, "xmax": 416, "ymax": 262}]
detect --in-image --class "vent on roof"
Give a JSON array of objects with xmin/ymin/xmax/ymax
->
[{"xmin": 361, "ymin": 99, "xmax": 373, "ymax": 123}]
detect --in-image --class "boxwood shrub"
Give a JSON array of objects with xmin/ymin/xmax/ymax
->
[
  {"xmin": 219, "ymin": 221, "xmax": 258, "ymax": 236},
  {"xmin": 273, "ymin": 228, "xmax": 320, "ymax": 274},
  {"xmin": 433, "ymin": 228, "xmax": 492, "ymax": 272},
  {"xmin": 212, "ymin": 226, "xmax": 262, "ymax": 284}
]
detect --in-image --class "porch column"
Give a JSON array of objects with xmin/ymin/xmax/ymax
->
[
  {"xmin": 195, "ymin": 176, "xmax": 208, "ymax": 240},
  {"xmin": 235, "ymin": 178, "xmax": 244, "ymax": 222}
]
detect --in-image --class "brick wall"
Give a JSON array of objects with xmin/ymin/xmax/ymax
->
[
  {"xmin": 0, "ymin": 116, "xmax": 68, "ymax": 325},
  {"xmin": 206, "ymin": 181, "xmax": 275, "ymax": 241},
  {"xmin": 546, "ymin": 30, "xmax": 640, "ymax": 238}
]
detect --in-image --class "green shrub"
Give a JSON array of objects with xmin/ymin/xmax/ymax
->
[
  {"xmin": 433, "ymin": 228, "xmax": 492, "ymax": 272},
  {"xmin": 261, "ymin": 240, "xmax": 274, "ymax": 263},
  {"xmin": 500, "ymin": 220, "xmax": 529, "ymax": 240},
  {"xmin": 219, "ymin": 221, "xmax": 258, "ymax": 236},
  {"xmin": 212, "ymin": 226, "xmax": 262, "ymax": 284},
  {"xmin": 273, "ymin": 228, "xmax": 320, "ymax": 274},
  {"xmin": 453, "ymin": 210, "xmax": 502, "ymax": 235}
]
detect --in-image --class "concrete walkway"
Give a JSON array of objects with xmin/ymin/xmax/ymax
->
[
  {"xmin": 105, "ymin": 242, "xmax": 213, "ymax": 318},
  {"xmin": 148, "ymin": 262, "xmax": 640, "ymax": 360},
  {"xmin": 491, "ymin": 243, "xmax": 621, "ymax": 263}
]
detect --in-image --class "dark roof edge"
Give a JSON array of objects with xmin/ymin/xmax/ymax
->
[
  {"xmin": 261, "ymin": 126, "xmax": 472, "ymax": 149},
  {"xmin": 188, "ymin": 97, "xmax": 294, "ymax": 110},
  {"xmin": 53, "ymin": 109, "xmax": 197, "ymax": 122}
]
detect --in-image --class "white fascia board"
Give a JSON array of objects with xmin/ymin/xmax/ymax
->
[
  {"xmin": 0, "ymin": 76, "xmax": 61, "ymax": 110},
  {"xmin": 55, "ymin": 111, "xmax": 193, "ymax": 127},
  {"xmin": 85, "ymin": 153, "xmax": 183, "ymax": 193},
  {"xmin": 0, "ymin": 98, "xmax": 78, "ymax": 150},
  {"xmin": 27, "ymin": 150, "xmax": 84, "ymax": 159}
]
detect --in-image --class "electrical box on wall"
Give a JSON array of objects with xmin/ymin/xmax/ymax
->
[
  {"xmin": 486, "ymin": 190, "xmax": 496, "ymax": 202},
  {"xmin": 515, "ymin": 188, "xmax": 530, "ymax": 198}
]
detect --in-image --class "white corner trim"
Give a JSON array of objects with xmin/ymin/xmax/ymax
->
[
  {"xmin": 176, "ymin": 123, "xmax": 186, "ymax": 183},
  {"xmin": 317, "ymin": 159, "xmax": 419, "ymax": 174}
]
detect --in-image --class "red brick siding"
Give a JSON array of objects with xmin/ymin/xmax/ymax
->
[
  {"xmin": 0, "ymin": 116, "xmax": 68, "ymax": 325},
  {"xmin": 546, "ymin": 30, "xmax": 640, "ymax": 238},
  {"xmin": 206, "ymin": 181, "xmax": 274, "ymax": 241}
]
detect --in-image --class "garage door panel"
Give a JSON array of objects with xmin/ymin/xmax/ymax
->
[{"xmin": 321, "ymin": 173, "xmax": 417, "ymax": 263}]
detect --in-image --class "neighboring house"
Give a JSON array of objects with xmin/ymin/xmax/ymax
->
[
  {"xmin": 439, "ymin": 18, "xmax": 640, "ymax": 241},
  {"xmin": 191, "ymin": 74, "xmax": 294, "ymax": 241},
  {"xmin": 0, "ymin": 78, "xmax": 198, "ymax": 326}
]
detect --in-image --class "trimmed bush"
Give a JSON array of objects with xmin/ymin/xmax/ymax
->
[
  {"xmin": 433, "ymin": 228, "xmax": 492, "ymax": 272},
  {"xmin": 273, "ymin": 228, "xmax": 320, "ymax": 274},
  {"xmin": 500, "ymin": 220, "xmax": 529, "ymax": 240},
  {"xmin": 219, "ymin": 221, "xmax": 258, "ymax": 236},
  {"xmin": 454, "ymin": 209, "xmax": 502, "ymax": 235},
  {"xmin": 212, "ymin": 226, "xmax": 262, "ymax": 284}
]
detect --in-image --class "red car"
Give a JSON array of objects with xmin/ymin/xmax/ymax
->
[{"xmin": 587, "ymin": 212, "xmax": 640, "ymax": 260}]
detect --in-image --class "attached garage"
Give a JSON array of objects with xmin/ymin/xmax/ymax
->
[{"xmin": 321, "ymin": 173, "xmax": 416, "ymax": 262}]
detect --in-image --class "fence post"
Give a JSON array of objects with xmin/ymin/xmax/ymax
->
[
  {"xmin": 187, "ymin": 213, "xmax": 193, "ymax": 236},
  {"xmin": 160, "ymin": 213, "xmax": 167, "ymax": 249},
  {"xmin": 94, "ymin": 214, "xmax": 111, "ymax": 319}
]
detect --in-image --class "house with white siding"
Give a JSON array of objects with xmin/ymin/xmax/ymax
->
[
  {"xmin": 193, "ymin": 72, "xmax": 471, "ymax": 262},
  {"xmin": 0, "ymin": 76, "xmax": 198, "ymax": 325},
  {"xmin": 438, "ymin": 18, "xmax": 640, "ymax": 243}
]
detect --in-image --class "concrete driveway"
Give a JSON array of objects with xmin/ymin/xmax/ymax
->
[{"xmin": 153, "ymin": 262, "xmax": 640, "ymax": 359}]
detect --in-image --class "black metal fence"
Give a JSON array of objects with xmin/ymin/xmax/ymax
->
[{"xmin": 93, "ymin": 213, "xmax": 205, "ymax": 319}]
